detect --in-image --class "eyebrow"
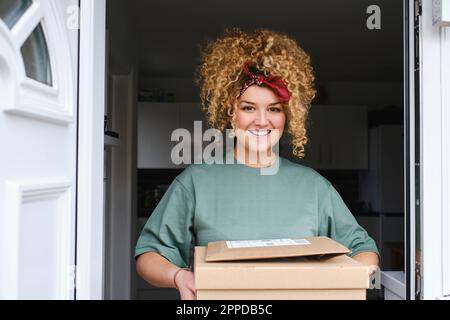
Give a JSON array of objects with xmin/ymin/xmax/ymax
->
[{"xmin": 240, "ymin": 100, "xmax": 283, "ymax": 106}]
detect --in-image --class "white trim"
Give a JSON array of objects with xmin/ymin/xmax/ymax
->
[
  {"xmin": 406, "ymin": 0, "xmax": 416, "ymax": 300},
  {"xmin": 76, "ymin": 0, "xmax": 106, "ymax": 300},
  {"xmin": 3, "ymin": 0, "xmax": 76, "ymax": 125},
  {"xmin": 0, "ymin": 179, "xmax": 73, "ymax": 299},
  {"xmin": 441, "ymin": 26, "xmax": 450, "ymax": 297},
  {"xmin": 0, "ymin": 20, "xmax": 19, "ymax": 112},
  {"xmin": 11, "ymin": 0, "xmax": 43, "ymax": 48},
  {"xmin": 421, "ymin": 0, "xmax": 450, "ymax": 299}
]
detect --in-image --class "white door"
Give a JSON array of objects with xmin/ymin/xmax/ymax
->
[{"xmin": 0, "ymin": 0, "xmax": 79, "ymax": 299}]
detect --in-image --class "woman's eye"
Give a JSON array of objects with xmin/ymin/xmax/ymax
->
[
  {"xmin": 242, "ymin": 106, "xmax": 254, "ymax": 111},
  {"xmin": 269, "ymin": 107, "xmax": 282, "ymax": 112}
]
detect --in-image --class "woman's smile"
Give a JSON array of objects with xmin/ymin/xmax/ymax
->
[{"xmin": 248, "ymin": 129, "xmax": 272, "ymax": 137}]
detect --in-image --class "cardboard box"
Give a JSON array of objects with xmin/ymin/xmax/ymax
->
[
  {"xmin": 205, "ymin": 236, "xmax": 350, "ymax": 262},
  {"xmin": 195, "ymin": 237, "xmax": 370, "ymax": 300}
]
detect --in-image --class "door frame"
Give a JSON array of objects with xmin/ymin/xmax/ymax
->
[
  {"xmin": 76, "ymin": 0, "xmax": 106, "ymax": 300},
  {"xmin": 419, "ymin": 0, "xmax": 450, "ymax": 300},
  {"xmin": 405, "ymin": 0, "xmax": 416, "ymax": 301}
]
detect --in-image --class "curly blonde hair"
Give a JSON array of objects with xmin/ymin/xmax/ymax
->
[{"xmin": 196, "ymin": 28, "xmax": 316, "ymax": 158}]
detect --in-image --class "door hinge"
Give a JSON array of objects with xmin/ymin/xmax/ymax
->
[
  {"xmin": 415, "ymin": 0, "xmax": 422, "ymax": 17},
  {"xmin": 415, "ymin": 259, "xmax": 422, "ymax": 299}
]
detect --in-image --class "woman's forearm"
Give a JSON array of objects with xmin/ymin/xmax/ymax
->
[
  {"xmin": 352, "ymin": 251, "xmax": 379, "ymax": 265},
  {"xmin": 352, "ymin": 251, "xmax": 380, "ymax": 274},
  {"xmin": 136, "ymin": 252, "xmax": 180, "ymax": 288}
]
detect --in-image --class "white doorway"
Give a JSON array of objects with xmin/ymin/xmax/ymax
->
[{"xmin": 106, "ymin": 0, "xmax": 407, "ymax": 300}]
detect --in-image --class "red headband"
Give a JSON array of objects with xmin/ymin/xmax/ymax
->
[{"xmin": 238, "ymin": 61, "xmax": 291, "ymax": 102}]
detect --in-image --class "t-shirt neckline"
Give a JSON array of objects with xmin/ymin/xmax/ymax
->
[{"xmin": 224, "ymin": 149, "xmax": 283, "ymax": 173}]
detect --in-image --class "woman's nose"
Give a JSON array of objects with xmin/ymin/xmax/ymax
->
[{"xmin": 254, "ymin": 111, "xmax": 269, "ymax": 126}]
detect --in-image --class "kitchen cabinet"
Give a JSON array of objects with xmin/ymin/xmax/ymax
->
[
  {"xmin": 138, "ymin": 102, "xmax": 206, "ymax": 168},
  {"xmin": 280, "ymin": 105, "xmax": 368, "ymax": 170}
]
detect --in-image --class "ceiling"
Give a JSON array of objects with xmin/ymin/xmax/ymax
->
[{"xmin": 128, "ymin": 0, "xmax": 404, "ymax": 82}]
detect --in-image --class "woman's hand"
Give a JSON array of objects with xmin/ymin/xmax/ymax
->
[{"xmin": 174, "ymin": 269, "xmax": 196, "ymax": 300}]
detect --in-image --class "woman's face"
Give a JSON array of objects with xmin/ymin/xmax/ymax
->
[{"xmin": 234, "ymin": 85, "xmax": 286, "ymax": 156}]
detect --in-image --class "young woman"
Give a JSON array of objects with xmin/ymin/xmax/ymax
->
[{"xmin": 135, "ymin": 28, "xmax": 379, "ymax": 300}]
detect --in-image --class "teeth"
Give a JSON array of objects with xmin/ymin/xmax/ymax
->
[{"xmin": 249, "ymin": 130, "xmax": 271, "ymax": 137}]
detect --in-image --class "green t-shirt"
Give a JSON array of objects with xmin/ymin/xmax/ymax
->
[{"xmin": 135, "ymin": 154, "xmax": 379, "ymax": 268}]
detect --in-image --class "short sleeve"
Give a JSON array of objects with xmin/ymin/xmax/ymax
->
[
  {"xmin": 135, "ymin": 177, "xmax": 195, "ymax": 268},
  {"xmin": 318, "ymin": 183, "xmax": 380, "ymax": 258}
]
